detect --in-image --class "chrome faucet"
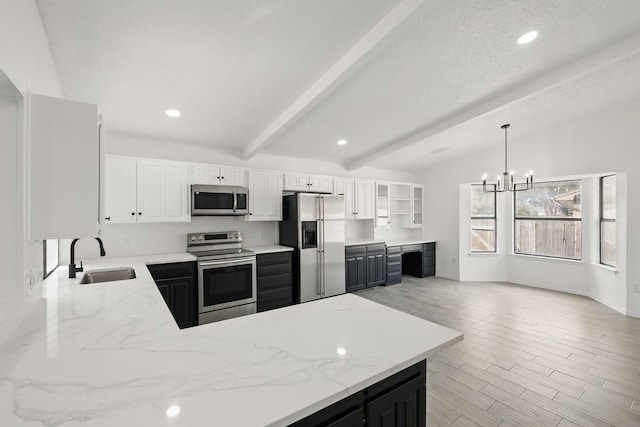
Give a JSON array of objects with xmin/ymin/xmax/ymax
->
[{"xmin": 69, "ymin": 237, "xmax": 106, "ymax": 278}]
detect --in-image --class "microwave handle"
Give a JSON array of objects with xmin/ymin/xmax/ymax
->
[{"xmin": 233, "ymin": 191, "xmax": 237, "ymax": 212}]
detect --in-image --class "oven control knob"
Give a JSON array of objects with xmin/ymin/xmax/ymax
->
[
  {"xmin": 190, "ymin": 236, "xmax": 197, "ymax": 242},
  {"xmin": 197, "ymin": 235, "xmax": 204, "ymax": 241}
]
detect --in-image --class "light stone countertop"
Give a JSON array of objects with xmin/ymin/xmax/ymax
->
[
  {"xmin": 344, "ymin": 238, "xmax": 386, "ymax": 246},
  {"xmin": 384, "ymin": 239, "xmax": 437, "ymax": 247},
  {"xmin": 0, "ymin": 252, "xmax": 461, "ymax": 427},
  {"xmin": 247, "ymin": 245, "xmax": 294, "ymax": 254}
]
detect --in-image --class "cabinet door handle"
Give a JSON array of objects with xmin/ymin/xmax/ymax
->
[
  {"xmin": 221, "ymin": 176, "xmax": 224, "ymax": 179},
  {"xmin": 105, "ymin": 216, "xmax": 111, "ymax": 221},
  {"xmin": 216, "ymin": 176, "xmax": 220, "ymax": 179},
  {"xmin": 138, "ymin": 212, "xmax": 142, "ymax": 215},
  {"xmin": 131, "ymin": 212, "xmax": 135, "ymax": 216}
]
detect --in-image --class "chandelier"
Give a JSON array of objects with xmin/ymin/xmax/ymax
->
[{"xmin": 482, "ymin": 124, "xmax": 533, "ymax": 193}]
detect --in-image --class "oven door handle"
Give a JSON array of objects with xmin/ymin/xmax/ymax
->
[
  {"xmin": 199, "ymin": 258, "xmax": 255, "ymax": 267},
  {"xmin": 233, "ymin": 192, "xmax": 237, "ymax": 213}
]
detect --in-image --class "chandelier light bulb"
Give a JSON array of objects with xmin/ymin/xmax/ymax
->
[{"xmin": 481, "ymin": 124, "xmax": 533, "ymax": 193}]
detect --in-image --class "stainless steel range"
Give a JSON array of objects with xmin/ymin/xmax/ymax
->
[{"xmin": 187, "ymin": 231, "xmax": 256, "ymax": 324}]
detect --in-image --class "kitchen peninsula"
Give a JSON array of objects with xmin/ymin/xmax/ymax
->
[{"xmin": 0, "ymin": 254, "xmax": 462, "ymax": 426}]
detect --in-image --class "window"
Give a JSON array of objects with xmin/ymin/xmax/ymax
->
[
  {"xmin": 44, "ymin": 239, "xmax": 59, "ymax": 278},
  {"xmin": 470, "ymin": 185, "xmax": 496, "ymax": 252},
  {"xmin": 514, "ymin": 180, "xmax": 582, "ymax": 260},
  {"xmin": 600, "ymin": 175, "xmax": 616, "ymax": 267}
]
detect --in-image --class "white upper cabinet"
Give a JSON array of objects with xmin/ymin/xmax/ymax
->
[
  {"xmin": 104, "ymin": 156, "xmax": 137, "ymax": 223},
  {"xmin": 354, "ymin": 180, "xmax": 375, "ymax": 219},
  {"xmin": 105, "ymin": 156, "xmax": 190, "ymax": 224},
  {"xmin": 192, "ymin": 163, "xmax": 245, "ymax": 186},
  {"xmin": 333, "ymin": 178, "xmax": 374, "ymax": 220},
  {"xmin": 27, "ymin": 94, "xmax": 100, "ymax": 239},
  {"xmin": 247, "ymin": 170, "xmax": 282, "ymax": 221},
  {"xmin": 283, "ymin": 172, "xmax": 332, "ymax": 193},
  {"xmin": 375, "ymin": 182, "xmax": 390, "ymax": 229},
  {"xmin": 333, "ymin": 178, "xmax": 355, "ymax": 218},
  {"xmin": 411, "ymin": 185, "xmax": 423, "ymax": 228}
]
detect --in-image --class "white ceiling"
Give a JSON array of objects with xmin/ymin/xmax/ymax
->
[{"xmin": 36, "ymin": 0, "xmax": 640, "ymax": 171}]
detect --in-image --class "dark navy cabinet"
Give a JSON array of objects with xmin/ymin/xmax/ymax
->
[
  {"xmin": 366, "ymin": 244, "xmax": 386, "ymax": 288},
  {"xmin": 385, "ymin": 246, "xmax": 402, "ymax": 286},
  {"xmin": 290, "ymin": 360, "xmax": 426, "ymax": 427},
  {"xmin": 147, "ymin": 262, "xmax": 197, "ymax": 329},
  {"xmin": 257, "ymin": 251, "xmax": 294, "ymax": 312},
  {"xmin": 346, "ymin": 245, "xmax": 367, "ymax": 292}
]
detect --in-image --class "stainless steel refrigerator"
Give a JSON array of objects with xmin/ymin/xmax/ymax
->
[{"xmin": 279, "ymin": 193, "xmax": 346, "ymax": 303}]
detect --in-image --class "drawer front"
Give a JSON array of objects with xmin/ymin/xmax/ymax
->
[
  {"xmin": 258, "ymin": 288, "xmax": 293, "ymax": 312},
  {"xmin": 402, "ymin": 244, "xmax": 423, "ymax": 253},
  {"xmin": 366, "ymin": 243, "xmax": 386, "ymax": 253},
  {"xmin": 147, "ymin": 262, "xmax": 195, "ymax": 280},
  {"xmin": 386, "ymin": 272, "xmax": 402, "ymax": 285},
  {"xmin": 258, "ymin": 273, "xmax": 292, "ymax": 292},
  {"xmin": 387, "ymin": 246, "xmax": 402, "ymax": 255},
  {"xmin": 346, "ymin": 245, "xmax": 367, "ymax": 257},
  {"xmin": 258, "ymin": 262, "xmax": 292, "ymax": 277},
  {"xmin": 423, "ymin": 243, "xmax": 436, "ymax": 256},
  {"xmin": 257, "ymin": 251, "xmax": 292, "ymax": 266},
  {"xmin": 387, "ymin": 261, "xmax": 402, "ymax": 275},
  {"xmin": 423, "ymin": 255, "xmax": 436, "ymax": 267}
]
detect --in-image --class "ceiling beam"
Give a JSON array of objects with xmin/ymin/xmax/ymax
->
[
  {"xmin": 241, "ymin": 0, "xmax": 431, "ymax": 160},
  {"xmin": 346, "ymin": 31, "xmax": 640, "ymax": 171}
]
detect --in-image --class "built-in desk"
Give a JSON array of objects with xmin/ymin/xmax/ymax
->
[{"xmin": 385, "ymin": 240, "xmax": 436, "ymax": 284}]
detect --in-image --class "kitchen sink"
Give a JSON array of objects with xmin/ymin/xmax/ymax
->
[{"xmin": 79, "ymin": 267, "xmax": 137, "ymax": 284}]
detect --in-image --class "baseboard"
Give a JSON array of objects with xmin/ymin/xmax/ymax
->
[
  {"xmin": 588, "ymin": 294, "xmax": 626, "ymax": 315},
  {"xmin": 436, "ymin": 273, "xmax": 459, "ymax": 281},
  {"xmin": 625, "ymin": 309, "xmax": 640, "ymax": 319},
  {"xmin": 509, "ymin": 279, "xmax": 588, "ymax": 297}
]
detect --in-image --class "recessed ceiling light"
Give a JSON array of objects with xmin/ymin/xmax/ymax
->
[
  {"xmin": 337, "ymin": 139, "xmax": 347, "ymax": 146},
  {"xmin": 165, "ymin": 109, "xmax": 181, "ymax": 118},
  {"xmin": 517, "ymin": 31, "xmax": 538, "ymax": 45}
]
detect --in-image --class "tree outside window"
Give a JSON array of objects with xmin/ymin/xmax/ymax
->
[
  {"xmin": 471, "ymin": 185, "xmax": 496, "ymax": 252},
  {"xmin": 514, "ymin": 180, "xmax": 582, "ymax": 260}
]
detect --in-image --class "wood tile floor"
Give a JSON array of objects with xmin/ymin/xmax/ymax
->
[{"xmin": 356, "ymin": 276, "xmax": 640, "ymax": 427}]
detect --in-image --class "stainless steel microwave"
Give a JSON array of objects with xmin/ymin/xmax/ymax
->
[{"xmin": 191, "ymin": 185, "xmax": 249, "ymax": 216}]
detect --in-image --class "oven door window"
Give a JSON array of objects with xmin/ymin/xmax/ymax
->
[
  {"xmin": 194, "ymin": 192, "xmax": 234, "ymax": 210},
  {"xmin": 202, "ymin": 264, "xmax": 253, "ymax": 306}
]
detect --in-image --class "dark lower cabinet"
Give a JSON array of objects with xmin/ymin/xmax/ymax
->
[
  {"xmin": 346, "ymin": 246, "xmax": 367, "ymax": 292},
  {"xmin": 366, "ymin": 376, "xmax": 425, "ymax": 427},
  {"xmin": 366, "ymin": 244, "xmax": 386, "ymax": 287},
  {"xmin": 257, "ymin": 251, "xmax": 293, "ymax": 312},
  {"xmin": 385, "ymin": 246, "xmax": 402, "ymax": 286},
  {"xmin": 291, "ymin": 360, "xmax": 426, "ymax": 427},
  {"xmin": 346, "ymin": 244, "xmax": 386, "ymax": 292},
  {"xmin": 402, "ymin": 243, "xmax": 436, "ymax": 278},
  {"xmin": 147, "ymin": 262, "xmax": 197, "ymax": 329}
]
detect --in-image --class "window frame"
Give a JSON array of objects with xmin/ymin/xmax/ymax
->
[
  {"xmin": 513, "ymin": 179, "xmax": 582, "ymax": 261},
  {"xmin": 470, "ymin": 184, "xmax": 497, "ymax": 253},
  {"xmin": 599, "ymin": 174, "xmax": 616, "ymax": 267},
  {"xmin": 43, "ymin": 239, "xmax": 59, "ymax": 279}
]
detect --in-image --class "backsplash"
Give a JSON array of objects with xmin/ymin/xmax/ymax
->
[{"xmin": 63, "ymin": 217, "xmax": 278, "ymax": 263}]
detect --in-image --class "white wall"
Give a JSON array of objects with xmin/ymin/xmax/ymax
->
[
  {"xmin": 0, "ymin": 0, "xmax": 65, "ymax": 299},
  {"xmin": 0, "ymin": 0, "xmax": 64, "ymax": 97},
  {"xmin": 0, "ymin": 96, "xmax": 20, "ymax": 298},
  {"xmin": 420, "ymin": 98, "xmax": 640, "ymax": 317}
]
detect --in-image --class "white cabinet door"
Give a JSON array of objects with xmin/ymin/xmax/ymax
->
[
  {"xmin": 164, "ymin": 164, "xmax": 190, "ymax": 221},
  {"xmin": 192, "ymin": 163, "xmax": 246, "ymax": 186},
  {"xmin": 333, "ymin": 178, "xmax": 355, "ymax": 218},
  {"xmin": 219, "ymin": 166, "xmax": 245, "ymax": 186},
  {"xmin": 375, "ymin": 182, "xmax": 391, "ymax": 229},
  {"xmin": 28, "ymin": 94, "xmax": 99, "ymax": 239},
  {"xmin": 105, "ymin": 156, "xmax": 137, "ymax": 223},
  {"xmin": 283, "ymin": 173, "xmax": 310, "ymax": 192},
  {"xmin": 137, "ymin": 159, "xmax": 190, "ymax": 223},
  {"xmin": 354, "ymin": 180, "xmax": 375, "ymax": 219},
  {"xmin": 411, "ymin": 185, "xmax": 423, "ymax": 228},
  {"xmin": 248, "ymin": 170, "xmax": 282, "ymax": 221},
  {"xmin": 137, "ymin": 161, "xmax": 165, "ymax": 222},
  {"xmin": 309, "ymin": 175, "xmax": 333, "ymax": 193},
  {"xmin": 192, "ymin": 163, "xmax": 220, "ymax": 185}
]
